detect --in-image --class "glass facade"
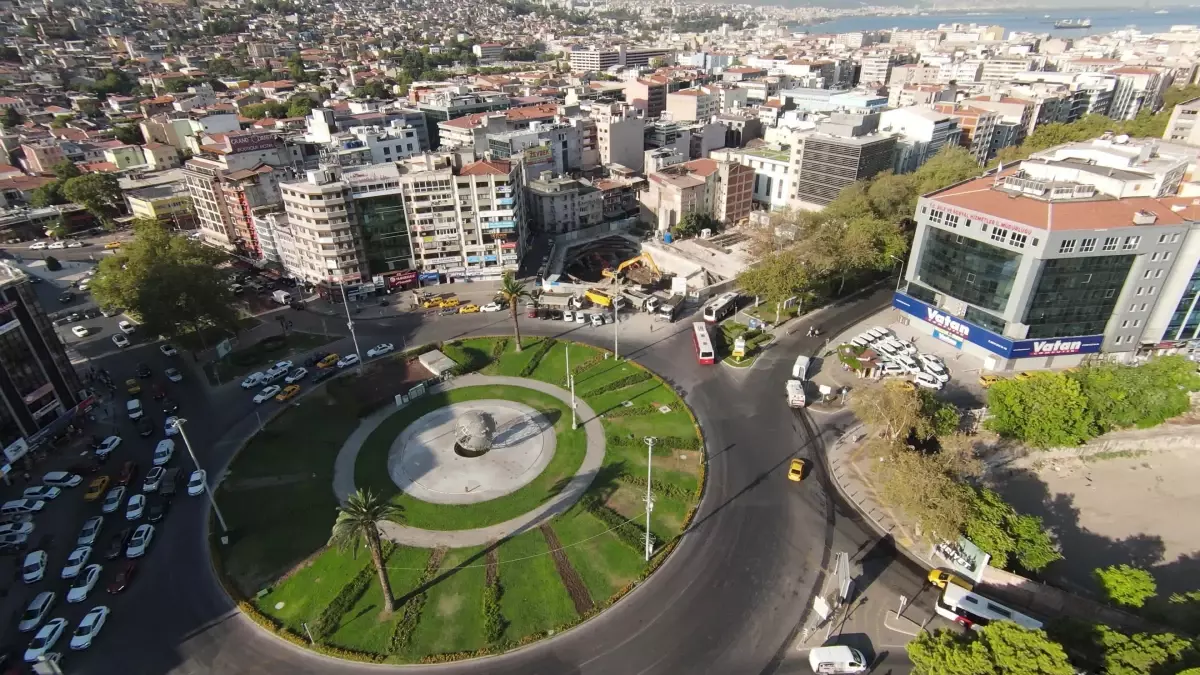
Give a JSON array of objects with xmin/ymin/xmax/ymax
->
[
  {"xmin": 965, "ymin": 306, "xmax": 1006, "ymax": 333},
  {"xmin": 1023, "ymin": 255, "xmax": 1134, "ymax": 339},
  {"xmin": 356, "ymin": 195, "xmax": 413, "ymax": 277},
  {"xmin": 917, "ymin": 228, "xmax": 1021, "ymax": 313},
  {"xmin": 1166, "ymin": 261, "xmax": 1200, "ymax": 341}
]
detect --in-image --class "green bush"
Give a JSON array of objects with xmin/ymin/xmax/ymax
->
[
  {"xmin": 602, "ymin": 403, "xmax": 660, "ymax": 418},
  {"xmin": 560, "ymin": 353, "xmax": 606, "ymax": 387},
  {"xmin": 617, "ymin": 472, "xmax": 691, "ymax": 500},
  {"xmin": 582, "ymin": 495, "xmax": 646, "ymax": 551},
  {"xmin": 482, "ymin": 581, "xmax": 505, "ymax": 643},
  {"xmin": 518, "ymin": 337, "xmax": 558, "ymax": 377},
  {"xmin": 580, "ymin": 371, "xmax": 651, "ymax": 397},
  {"xmin": 388, "ymin": 547, "xmax": 444, "ymax": 653},
  {"xmin": 605, "ymin": 432, "xmax": 699, "ymax": 451},
  {"xmin": 490, "ymin": 338, "xmax": 509, "ymax": 360},
  {"xmin": 44, "ymin": 255, "xmax": 61, "ymax": 271},
  {"xmin": 312, "ymin": 542, "xmax": 394, "ymax": 640}
]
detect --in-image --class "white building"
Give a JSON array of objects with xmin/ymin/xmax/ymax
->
[
  {"xmin": 879, "ymin": 107, "xmax": 962, "ymax": 174},
  {"xmin": 591, "ymin": 102, "xmax": 645, "ymax": 172}
]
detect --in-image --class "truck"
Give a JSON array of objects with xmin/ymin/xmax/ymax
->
[
  {"xmin": 792, "ymin": 355, "xmax": 811, "ymax": 381},
  {"xmin": 540, "ymin": 292, "xmax": 579, "ymax": 309},
  {"xmin": 620, "ymin": 289, "xmax": 660, "ymax": 313},
  {"xmin": 786, "ymin": 379, "xmax": 807, "ymax": 408},
  {"xmin": 272, "ymin": 289, "xmax": 292, "ymax": 305},
  {"xmin": 656, "ymin": 295, "xmax": 683, "ymax": 322}
]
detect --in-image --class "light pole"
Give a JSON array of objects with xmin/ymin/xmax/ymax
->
[
  {"xmin": 339, "ymin": 280, "xmax": 362, "ymax": 363},
  {"xmin": 570, "ymin": 372, "xmax": 577, "ymax": 430},
  {"xmin": 643, "ymin": 436, "xmax": 656, "ymax": 561},
  {"xmin": 888, "ymin": 254, "xmax": 905, "ymax": 292},
  {"xmin": 613, "ymin": 303, "xmax": 620, "ymax": 360},
  {"xmin": 171, "ymin": 418, "xmax": 229, "ymax": 538}
]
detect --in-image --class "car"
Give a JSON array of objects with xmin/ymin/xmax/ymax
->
[
  {"xmin": 146, "ymin": 498, "xmax": 170, "ymax": 523},
  {"xmin": 164, "ymin": 367, "xmax": 183, "ymax": 383},
  {"xmin": 336, "ymin": 354, "xmax": 359, "ymax": 369},
  {"xmin": 268, "ymin": 360, "xmax": 293, "ymax": 376},
  {"xmin": 874, "ymin": 341, "xmax": 899, "ymax": 358},
  {"xmin": 135, "ymin": 362, "xmax": 151, "ymax": 378},
  {"xmin": 575, "ymin": 311, "xmax": 586, "ymax": 323},
  {"xmin": 880, "ymin": 362, "xmax": 906, "ymax": 377},
  {"xmin": 458, "ymin": 303, "xmax": 480, "ymax": 313},
  {"xmin": 151, "ymin": 385, "xmax": 165, "ymax": 400},
  {"xmin": 103, "ymin": 241, "xmax": 121, "ymax": 250},
  {"xmin": 28, "ymin": 241, "xmax": 47, "ymax": 250},
  {"xmin": 93, "ymin": 436, "xmax": 121, "ymax": 459},
  {"xmin": 161, "ymin": 417, "xmax": 179, "ymax": 437},
  {"xmin": 67, "ymin": 564, "xmax": 102, "ymax": 603},
  {"xmin": 928, "ymin": 568, "xmax": 973, "ymax": 590},
  {"xmin": 186, "ymin": 470, "xmax": 207, "ymax": 497},
  {"xmin": 526, "ymin": 305, "xmax": 538, "ymax": 318},
  {"xmin": 161, "ymin": 397, "xmax": 179, "ymax": 414},
  {"xmin": 107, "ymin": 560, "xmax": 137, "ymax": 594},
  {"xmin": 311, "ymin": 368, "xmax": 335, "ymax": 385},
  {"xmin": 111, "ymin": 334, "xmax": 129, "ymax": 348},
  {"xmin": 21, "ymin": 550, "xmax": 47, "ymax": 583},
  {"xmin": 892, "ymin": 339, "xmax": 917, "ymax": 356},
  {"xmin": 1015, "ymin": 371, "xmax": 1034, "ymax": 381},
  {"xmin": 481, "ymin": 301, "xmax": 503, "ymax": 312},
  {"xmin": 61, "ymin": 545, "xmax": 91, "ymax": 579},
  {"xmin": 366, "ymin": 343, "xmax": 394, "ymax": 358},
  {"xmin": 18, "ymin": 591, "xmax": 56, "ymax": 632},
  {"xmin": 100, "ymin": 306, "xmax": 121, "ymax": 317},
  {"xmin": 317, "ymin": 353, "xmax": 340, "ymax": 369},
  {"xmin": 284, "ymin": 367, "xmax": 307, "ymax": 384},
  {"xmin": 67, "ymin": 240, "xmax": 84, "ymax": 248},
  {"xmin": 69, "ymin": 605, "xmax": 109, "ymax": 651},
  {"xmin": 913, "ymin": 372, "xmax": 944, "ymax": 390},
  {"xmin": 917, "ymin": 353, "xmax": 943, "ymax": 370},
  {"xmin": 787, "ymin": 458, "xmax": 807, "ymax": 482},
  {"xmin": 588, "ymin": 313, "xmax": 603, "ymax": 327},
  {"xmin": 124, "ymin": 379, "xmax": 141, "ymax": 396},
  {"xmin": 240, "ymin": 372, "xmax": 265, "ymax": 388},
  {"xmin": 152, "ymin": 439, "xmax": 174, "ymax": 466},
  {"xmin": 850, "ymin": 336, "xmax": 871, "ymax": 351},
  {"xmin": 895, "ymin": 355, "xmax": 923, "ymax": 375},
  {"xmin": 0, "ymin": 521, "xmax": 34, "ymax": 537},
  {"xmin": 24, "ymin": 617, "xmax": 67, "ymax": 662},
  {"xmin": 76, "ymin": 516, "xmax": 103, "ymax": 547},
  {"xmin": 100, "ymin": 487, "xmax": 125, "ymax": 514},
  {"xmin": 64, "ymin": 312, "xmax": 82, "ymax": 322},
  {"xmin": 0, "ymin": 531, "xmax": 29, "ymax": 547},
  {"xmin": 978, "ymin": 374, "xmax": 1002, "ymax": 388},
  {"xmin": 83, "ymin": 477, "xmax": 110, "ymax": 502},
  {"xmin": 116, "ymin": 461, "xmax": 137, "ymax": 487},
  {"xmin": 71, "ymin": 325, "xmax": 89, "ymax": 338},
  {"xmin": 275, "ymin": 384, "xmax": 300, "ymax": 402},
  {"xmin": 1, "ymin": 498, "xmax": 45, "ymax": 515},
  {"xmin": 103, "ymin": 528, "xmax": 131, "ymax": 560},
  {"xmin": 562, "ymin": 310, "xmax": 575, "ymax": 322},
  {"xmin": 21, "ymin": 486, "xmax": 60, "ymax": 501},
  {"xmin": 42, "ymin": 471, "xmax": 82, "ymax": 488},
  {"xmin": 47, "ymin": 241, "xmax": 65, "ymax": 250},
  {"xmin": 125, "ymin": 494, "xmax": 145, "ymax": 521},
  {"xmin": 135, "ymin": 416, "xmax": 154, "ymax": 438},
  {"xmin": 117, "ymin": 320, "xmax": 135, "ymax": 335},
  {"xmin": 126, "ymin": 524, "xmax": 154, "ymax": 558},
  {"xmin": 254, "ymin": 385, "xmax": 281, "ymax": 403},
  {"xmin": 923, "ymin": 361, "xmax": 950, "ymax": 383},
  {"xmin": 142, "ymin": 467, "xmax": 165, "ymax": 493},
  {"xmin": 126, "ymin": 399, "xmax": 143, "ymax": 420},
  {"xmin": 159, "ymin": 343, "xmax": 178, "ymax": 357},
  {"xmin": 438, "ymin": 307, "xmax": 458, "ymax": 316}
]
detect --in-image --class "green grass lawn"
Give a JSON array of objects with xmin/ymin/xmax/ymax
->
[
  {"xmin": 496, "ymin": 530, "xmax": 578, "ymax": 640},
  {"xmin": 254, "ymin": 547, "xmax": 367, "ymax": 634},
  {"xmin": 402, "ymin": 547, "xmax": 489, "ymax": 659},
  {"xmin": 354, "ymin": 385, "xmax": 587, "ymax": 530},
  {"xmin": 478, "ymin": 336, "xmax": 545, "ymax": 377},
  {"xmin": 552, "ymin": 507, "xmax": 645, "ymax": 604},
  {"xmin": 528, "ymin": 340, "xmax": 597, "ymax": 384},
  {"xmin": 326, "ymin": 546, "xmax": 433, "ymax": 654},
  {"xmin": 203, "ymin": 331, "xmax": 335, "ymax": 385}
]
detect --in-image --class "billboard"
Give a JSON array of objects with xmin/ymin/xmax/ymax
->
[
  {"xmin": 228, "ymin": 133, "xmax": 280, "ymax": 154},
  {"xmin": 891, "ymin": 292, "xmax": 1103, "ymax": 359},
  {"xmin": 521, "ymin": 145, "xmax": 552, "ymax": 165}
]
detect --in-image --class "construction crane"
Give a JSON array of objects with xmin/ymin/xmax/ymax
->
[{"xmin": 602, "ymin": 252, "xmax": 662, "ymax": 286}]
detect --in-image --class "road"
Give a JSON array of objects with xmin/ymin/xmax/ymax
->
[{"xmin": 9, "ymin": 285, "xmax": 934, "ymax": 675}]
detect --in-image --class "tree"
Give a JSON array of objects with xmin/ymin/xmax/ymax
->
[
  {"xmin": 351, "ymin": 80, "xmax": 393, "ymax": 100},
  {"xmin": 985, "ymin": 373, "xmax": 1094, "ymax": 448},
  {"xmin": 88, "ymin": 69, "xmax": 137, "ymax": 97},
  {"xmin": 497, "ymin": 272, "xmax": 529, "ymax": 352},
  {"xmin": 849, "ymin": 379, "xmax": 926, "ymax": 442},
  {"xmin": 113, "ymin": 124, "xmax": 144, "ymax": 145},
  {"xmin": 1098, "ymin": 626, "xmax": 1192, "ymax": 675},
  {"xmin": 46, "ymin": 215, "xmax": 67, "ymax": 240},
  {"xmin": 29, "ymin": 181, "xmax": 65, "ymax": 208},
  {"xmin": 240, "ymin": 101, "xmax": 288, "ymax": 119},
  {"xmin": 62, "ymin": 173, "xmax": 123, "ymax": 228},
  {"xmin": 51, "ymin": 160, "xmax": 80, "ymax": 180},
  {"xmin": 286, "ymin": 95, "xmax": 315, "ymax": 119},
  {"xmin": 1095, "ymin": 565, "xmax": 1158, "ymax": 608},
  {"xmin": 866, "ymin": 170, "xmax": 918, "ymax": 222},
  {"xmin": 908, "ymin": 622, "xmax": 1075, "ymax": 675},
  {"xmin": 912, "ymin": 145, "xmax": 985, "ymax": 195},
  {"xmin": 964, "ymin": 487, "xmax": 1060, "ymax": 572},
  {"xmin": 43, "ymin": 255, "xmax": 61, "ymax": 271},
  {"xmin": 1, "ymin": 107, "xmax": 23, "ymax": 128},
  {"xmin": 50, "ymin": 114, "xmax": 74, "ymax": 129},
  {"xmin": 1070, "ymin": 357, "xmax": 1200, "ymax": 433},
  {"xmin": 736, "ymin": 249, "xmax": 811, "ymax": 322},
  {"xmin": 874, "ymin": 441, "xmax": 973, "ymax": 542},
  {"xmin": 328, "ymin": 488, "xmax": 404, "ymax": 613},
  {"xmin": 1009, "ymin": 512, "xmax": 1061, "ymax": 572},
  {"xmin": 673, "ymin": 211, "xmax": 719, "ymax": 238},
  {"xmin": 162, "ymin": 78, "xmax": 196, "ymax": 94},
  {"xmin": 89, "ymin": 219, "xmax": 238, "ymax": 339}
]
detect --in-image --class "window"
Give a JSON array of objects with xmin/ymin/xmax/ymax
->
[
  {"xmin": 1152, "ymin": 252, "xmax": 1160, "ymax": 262},
  {"xmin": 1144, "ymin": 270, "xmax": 1153, "ymax": 279},
  {"xmin": 1156, "ymin": 269, "xmax": 1164, "ymax": 279},
  {"xmin": 1130, "ymin": 303, "xmax": 1138, "ymax": 312},
  {"xmin": 1137, "ymin": 287, "xmax": 1145, "ymax": 295},
  {"xmin": 1123, "ymin": 236, "xmax": 1140, "ymax": 250},
  {"xmin": 917, "ymin": 228, "xmax": 1021, "ymax": 312},
  {"xmin": 1059, "ymin": 239, "xmax": 1077, "ymax": 254},
  {"xmin": 1133, "ymin": 319, "xmax": 1141, "ymax": 327},
  {"xmin": 1159, "ymin": 234, "xmax": 1170, "ymax": 244},
  {"xmin": 1080, "ymin": 238, "xmax": 1096, "ymax": 252},
  {"xmin": 1103, "ymin": 237, "xmax": 1118, "ymax": 251},
  {"xmin": 965, "ymin": 272, "xmax": 976, "ymax": 283},
  {"xmin": 1114, "ymin": 335, "xmax": 1124, "ymax": 345},
  {"xmin": 1024, "ymin": 255, "xmax": 1136, "ymax": 338},
  {"xmin": 1010, "ymin": 232, "xmax": 1027, "ymax": 248},
  {"xmin": 928, "ymin": 208, "xmax": 944, "ymax": 225},
  {"xmin": 1172, "ymin": 233, "xmax": 1181, "ymax": 243},
  {"xmin": 990, "ymin": 228, "xmax": 1009, "ymax": 244},
  {"xmin": 1122, "ymin": 320, "xmax": 1130, "ymax": 328},
  {"xmin": 1163, "ymin": 251, "xmax": 1172, "ymax": 261},
  {"xmin": 1150, "ymin": 286, "xmax": 1157, "ymax": 295}
]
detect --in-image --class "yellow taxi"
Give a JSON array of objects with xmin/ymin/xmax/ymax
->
[
  {"xmin": 440, "ymin": 297, "xmax": 461, "ymax": 308},
  {"xmin": 421, "ymin": 297, "xmax": 443, "ymax": 309},
  {"xmin": 103, "ymin": 241, "xmax": 121, "ymax": 250},
  {"xmin": 458, "ymin": 303, "xmax": 480, "ymax": 314},
  {"xmin": 978, "ymin": 374, "xmax": 1002, "ymax": 388},
  {"xmin": 317, "ymin": 353, "xmax": 340, "ymax": 369},
  {"xmin": 125, "ymin": 379, "xmax": 141, "ymax": 395},
  {"xmin": 1015, "ymin": 371, "xmax": 1034, "ymax": 381},
  {"xmin": 83, "ymin": 476, "xmax": 110, "ymax": 502},
  {"xmin": 275, "ymin": 384, "xmax": 301, "ymax": 402},
  {"xmin": 787, "ymin": 458, "xmax": 807, "ymax": 482},
  {"xmin": 928, "ymin": 569, "xmax": 973, "ymax": 590}
]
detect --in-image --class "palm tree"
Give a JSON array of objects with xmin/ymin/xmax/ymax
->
[
  {"xmin": 497, "ymin": 272, "xmax": 530, "ymax": 352},
  {"xmin": 329, "ymin": 489, "xmax": 404, "ymax": 613}
]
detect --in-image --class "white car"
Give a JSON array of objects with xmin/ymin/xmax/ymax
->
[
  {"xmin": 117, "ymin": 320, "xmax": 135, "ymax": 334},
  {"xmin": 61, "ymin": 545, "xmax": 92, "ymax": 579},
  {"xmin": 69, "ymin": 605, "xmax": 109, "ymax": 651},
  {"xmin": 152, "ymin": 439, "xmax": 174, "ymax": 466},
  {"xmin": 874, "ymin": 341, "xmax": 899, "ymax": 359},
  {"xmin": 47, "ymin": 241, "xmax": 65, "ymax": 250},
  {"xmin": 562, "ymin": 310, "xmax": 575, "ymax": 322},
  {"xmin": 142, "ymin": 466, "xmax": 165, "ymax": 493},
  {"xmin": 76, "ymin": 516, "xmax": 103, "ymax": 546},
  {"xmin": 284, "ymin": 367, "xmax": 307, "ymax": 384},
  {"xmin": 187, "ymin": 470, "xmax": 207, "ymax": 497},
  {"xmin": 67, "ymin": 240, "xmax": 84, "ymax": 248},
  {"xmin": 923, "ymin": 360, "xmax": 950, "ymax": 384},
  {"xmin": 100, "ymin": 487, "xmax": 125, "ymax": 514},
  {"xmin": 367, "ymin": 343, "xmax": 394, "ymax": 358},
  {"xmin": 336, "ymin": 354, "xmax": 359, "ymax": 369},
  {"xmin": 125, "ymin": 494, "xmax": 146, "ymax": 521},
  {"xmin": 18, "ymin": 591, "xmax": 55, "ymax": 632},
  {"xmin": 892, "ymin": 340, "xmax": 918, "ymax": 356},
  {"xmin": 94, "ymin": 435, "xmax": 121, "ymax": 458},
  {"xmin": 575, "ymin": 311, "xmax": 586, "ymax": 323},
  {"xmin": 126, "ymin": 524, "xmax": 154, "ymax": 558},
  {"xmin": 895, "ymin": 355, "xmax": 923, "ymax": 375},
  {"xmin": 67, "ymin": 564, "xmax": 101, "ymax": 603},
  {"xmin": 266, "ymin": 360, "xmax": 293, "ymax": 378},
  {"xmin": 22, "ymin": 486, "xmax": 60, "ymax": 501},
  {"xmin": 481, "ymin": 301, "xmax": 503, "ymax": 312},
  {"xmin": 126, "ymin": 399, "xmax": 143, "ymax": 420},
  {"xmin": 21, "ymin": 550, "xmax": 47, "ymax": 583},
  {"xmin": 913, "ymin": 372, "xmax": 944, "ymax": 390},
  {"xmin": 24, "ymin": 617, "xmax": 67, "ymax": 662},
  {"xmin": 111, "ymin": 334, "xmax": 129, "ymax": 348},
  {"xmin": 164, "ymin": 416, "xmax": 180, "ymax": 437},
  {"xmin": 865, "ymin": 327, "xmax": 891, "ymax": 343},
  {"xmin": 42, "ymin": 471, "xmax": 82, "ymax": 488},
  {"xmin": 590, "ymin": 313, "xmax": 604, "ymax": 327},
  {"xmin": 71, "ymin": 325, "xmax": 89, "ymax": 338},
  {"xmin": 159, "ymin": 343, "xmax": 178, "ymax": 357},
  {"xmin": 240, "ymin": 372, "xmax": 265, "ymax": 389},
  {"xmin": 254, "ymin": 385, "xmax": 281, "ymax": 403},
  {"xmin": 917, "ymin": 353, "xmax": 943, "ymax": 370},
  {"xmin": 165, "ymin": 367, "xmax": 183, "ymax": 382},
  {"xmin": 28, "ymin": 241, "xmax": 47, "ymax": 250},
  {"xmin": 880, "ymin": 362, "xmax": 906, "ymax": 377},
  {"xmin": 0, "ymin": 521, "xmax": 34, "ymax": 537}
]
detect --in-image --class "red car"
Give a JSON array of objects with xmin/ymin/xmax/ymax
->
[
  {"xmin": 107, "ymin": 561, "xmax": 137, "ymax": 594},
  {"xmin": 526, "ymin": 305, "xmax": 537, "ymax": 318},
  {"xmin": 117, "ymin": 461, "xmax": 138, "ymax": 486}
]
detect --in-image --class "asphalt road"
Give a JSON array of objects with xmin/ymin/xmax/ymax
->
[{"xmin": 22, "ymin": 285, "xmax": 930, "ymax": 675}]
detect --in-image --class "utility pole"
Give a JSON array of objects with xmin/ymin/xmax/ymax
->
[
  {"xmin": 570, "ymin": 373, "xmax": 577, "ymax": 430},
  {"xmin": 172, "ymin": 418, "xmax": 230, "ymax": 539},
  {"xmin": 643, "ymin": 436, "xmax": 656, "ymax": 561},
  {"xmin": 339, "ymin": 280, "xmax": 362, "ymax": 363},
  {"xmin": 613, "ymin": 304, "xmax": 620, "ymax": 360}
]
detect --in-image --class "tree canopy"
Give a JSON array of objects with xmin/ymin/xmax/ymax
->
[
  {"xmin": 61, "ymin": 173, "xmax": 122, "ymax": 228},
  {"xmin": 1094, "ymin": 564, "xmax": 1158, "ymax": 608},
  {"xmin": 984, "ymin": 372, "xmax": 1094, "ymax": 448},
  {"xmin": 908, "ymin": 621, "xmax": 1076, "ymax": 675}
]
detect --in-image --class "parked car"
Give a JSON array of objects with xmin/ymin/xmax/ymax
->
[
  {"xmin": 100, "ymin": 487, "xmax": 125, "ymax": 514},
  {"xmin": 159, "ymin": 344, "xmax": 177, "ymax": 357},
  {"xmin": 164, "ymin": 368, "xmax": 183, "ymax": 383},
  {"xmin": 107, "ymin": 561, "xmax": 136, "ymax": 594},
  {"xmin": 93, "ymin": 436, "xmax": 121, "ymax": 459},
  {"xmin": 253, "ymin": 385, "xmax": 281, "ymax": 403},
  {"xmin": 71, "ymin": 326, "xmax": 89, "ymax": 338},
  {"xmin": 68, "ymin": 605, "xmax": 110, "ymax": 650},
  {"xmin": 116, "ymin": 461, "xmax": 138, "ymax": 487},
  {"xmin": 126, "ymin": 524, "xmax": 154, "ymax": 558},
  {"xmin": 67, "ymin": 564, "xmax": 101, "ymax": 603},
  {"xmin": 187, "ymin": 470, "xmax": 207, "ymax": 497},
  {"xmin": 481, "ymin": 301, "xmax": 503, "ymax": 312},
  {"xmin": 142, "ymin": 467, "xmax": 165, "ymax": 493},
  {"xmin": 913, "ymin": 372, "xmax": 944, "ymax": 390},
  {"xmin": 42, "ymin": 471, "xmax": 82, "ymax": 488},
  {"xmin": 111, "ymin": 334, "xmax": 129, "ymax": 348},
  {"xmin": 76, "ymin": 517, "xmax": 103, "ymax": 547},
  {"xmin": 83, "ymin": 477, "xmax": 110, "ymax": 502},
  {"xmin": 103, "ymin": 529, "xmax": 131, "ymax": 560},
  {"xmin": 60, "ymin": 545, "xmax": 92, "ymax": 578},
  {"xmin": 23, "ymin": 617, "xmax": 67, "ymax": 662},
  {"xmin": 240, "ymin": 372, "xmax": 265, "ymax": 389},
  {"xmin": 152, "ymin": 440, "xmax": 174, "ymax": 466},
  {"xmin": 366, "ymin": 343, "xmax": 394, "ymax": 358},
  {"xmin": 18, "ymin": 591, "xmax": 56, "ymax": 632},
  {"xmin": 275, "ymin": 384, "xmax": 300, "ymax": 402},
  {"xmin": 21, "ymin": 550, "xmax": 47, "ymax": 583},
  {"xmin": 22, "ymin": 486, "xmax": 60, "ymax": 501},
  {"xmin": 125, "ymin": 494, "xmax": 146, "ymax": 521},
  {"xmin": 336, "ymin": 354, "xmax": 359, "ymax": 369},
  {"xmin": 285, "ymin": 368, "xmax": 307, "ymax": 384}
]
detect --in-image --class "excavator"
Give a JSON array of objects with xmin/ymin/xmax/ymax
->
[{"xmin": 601, "ymin": 252, "xmax": 661, "ymax": 286}]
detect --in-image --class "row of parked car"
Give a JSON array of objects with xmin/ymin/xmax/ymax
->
[
  {"xmin": 849, "ymin": 327, "xmax": 950, "ymax": 390},
  {"xmin": 526, "ymin": 305, "xmax": 611, "ymax": 327}
]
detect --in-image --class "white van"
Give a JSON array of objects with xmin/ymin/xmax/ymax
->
[
  {"xmin": 792, "ymin": 355, "xmax": 812, "ymax": 380},
  {"xmin": 808, "ymin": 645, "xmax": 868, "ymax": 674},
  {"xmin": 126, "ymin": 399, "xmax": 143, "ymax": 420}
]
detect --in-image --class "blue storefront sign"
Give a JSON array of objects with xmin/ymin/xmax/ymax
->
[
  {"xmin": 418, "ymin": 272, "xmax": 441, "ymax": 283},
  {"xmin": 465, "ymin": 256, "xmax": 481, "ymax": 263},
  {"xmin": 892, "ymin": 292, "xmax": 1103, "ymax": 359},
  {"xmin": 484, "ymin": 255, "xmax": 497, "ymax": 262}
]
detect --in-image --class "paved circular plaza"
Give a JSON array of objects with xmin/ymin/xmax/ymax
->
[{"xmin": 387, "ymin": 399, "xmax": 557, "ymax": 504}]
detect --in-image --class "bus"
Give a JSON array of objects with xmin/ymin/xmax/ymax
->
[
  {"xmin": 703, "ymin": 292, "xmax": 739, "ymax": 323},
  {"xmin": 692, "ymin": 322, "xmax": 716, "ymax": 364},
  {"xmin": 935, "ymin": 584, "xmax": 1043, "ymax": 632}
]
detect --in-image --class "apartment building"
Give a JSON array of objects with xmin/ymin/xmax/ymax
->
[
  {"xmin": 933, "ymin": 103, "xmax": 1000, "ymax": 164},
  {"xmin": 641, "ymin": 158, "xmax": 753, "ymax": 232},
  {"xmin": 472, "ymin": 42, "xmax": 506, "ymax": 62},
  {"xmin": 712, "ymin": 145, "xmax": 792, "ymax": 210},
  {"xmin": 278, "ymin": 166, "xmax": 368, "ymax": 284},
  {"xmin": 665, "ymin": 88, "xmax": 718, "ymax": 123},
  {"xmin": 704, "ymin": 83, "xmax": 749, "ymax": 114},
  {"xmin": 624, "ymin": 77, "xmax": 668, "ymax": 118},
  {"xmin": 1109, "ymin": 67, "xmax": 1168, "ymax": 121},
  {"xmin": 888, "ymin": 83, "xmax": 956, "ymax": 109},
  {"xmin": 591, "ymin": 102, "xmax": 645, "ymax": 171},
  {"xmin": 416, "ymin": 90, "xmax": 511, "ymax": 148},
  {"xmin": 980, "ymin": 58, "xmax": 1035, "ymax": 83},
  {"xmin": 963, "ymin": 95, "xmax": 1035, "ymax": 156},
  {"xmin": 526, "ymin": 171, "xmax": 603, "ymax": 235},
  {"xmin": 1163, "ymin": 97, "xmax": 1200, "ymax": 146},
  {"xmin": 856, "ymin": 54, "xmax": 894, "ymax": 87},
  {"xmin": 437, "ymin": 103, "xmax": 561, "ymax": 155},
  {"xmin": 879, "ymin": 107, "xmax": 962, "ymax": 175},
  {"xmin": 126, "ymin": 184, "xmax": 195, "ymax": 228},
  {"xmin": 487, "ymin": 122, "xmax": 581, "ymax": 175},
  {"xmin": 791, "ymin": 113, "xmax": 897, "ymax": 207},
  {"xmin": 21, "ymin": 142, "xmax": 65, "ymax": 175}
]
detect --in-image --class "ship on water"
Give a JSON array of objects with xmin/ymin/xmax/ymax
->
[{"xmin": 1054, "ymin": 18, "xmax": 1093, "ymax": 28}]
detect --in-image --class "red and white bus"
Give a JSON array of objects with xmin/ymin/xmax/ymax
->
[
  {"xmin": 703, "ymin": 292, "xmax": 739, "ymax": 323},
  {"xmin": 692, "ymin": 322, "xmax": 716, "ymax": 364}
]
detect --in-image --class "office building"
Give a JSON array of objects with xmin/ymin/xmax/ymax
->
[
  {"xmin": 791, "ymin": 113, "xmax": 896, "ymax": 207},
  {"xmin": 712, "ymin": 145, "xmax": 792, "ymax": 210},
  {"xmin": 641, "ymin": 158, "xmax": 753, "ymax": 233},
  {"xmin": 473, "ymin": 43, "xmax": 506, "ymax": 62},
  {"xmin": 526, "ymin": 171, "xmax": 603, "ymax": 235},
  {"xmin": 1163, "ymin": 96, "xmax": 1200, "ymax": 146},
  {"xmin": 591, "ymin": 102, "xmax": 645, "ymax": 172},
  {"xmin": 568, "ymin": 45, "xmax": 672, "ymax": 72}
]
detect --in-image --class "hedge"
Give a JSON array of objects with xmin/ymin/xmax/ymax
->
[
  {"xmin": 602, "ymin": 403, "xmax": 660, "ymax": 419},
  {"xmin": 606, "ymin": 432, "xmax": 700, "ymax": 452},
  {"xmin": 490, "ymin": 338, "xmax": 510, "ymax": 360},
  {"xmin": 579, "ymin": 371, "xmax": 651, "ymax": 397},
  {"xmin": 482, "ymin": 581, "xmax": 505, "ymax": 643},
  {"xmin": 582, "ymin": 495, "xmax": 646, "ymax": 552},
  {"xmin": 616, "ymin": 472, "xmax": 691, "ymax": 501},
  {"xmin": 312, "ymin": 542, "xmax": 395, "ymax": 640},
  {"xmin": 388, "ymin": 547, "xmax": 445, "ymax": 653},
  {"xmin": 238, "ymin": 601, "xmax": 385, "ymax": 663},
  {"xmin": 560, "ymin": 353, "xmax": 606, "ymax": 387},
  {"xmin": 518, "ymin": 337, "xmax": 558, "ymax": 377}
]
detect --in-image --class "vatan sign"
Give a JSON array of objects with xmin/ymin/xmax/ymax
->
[{"xmin": 892, "ymin": 292, "xmax": 1102, "ymax": 359}]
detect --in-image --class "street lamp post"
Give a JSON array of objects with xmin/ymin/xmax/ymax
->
[
  {"xmin": 888, "ymin": 254, "xmax": 905, "ymax": 292},
  {"xmin": 613, "ymin": 305, "xmax": 620, "ymax": 360},
  {"xmin": 339, "ymin": 280, "xmax": 362, "ymax": 363},
  {"xmin": 643, "ymin": 436, "xmax": 656, "ymax": 561},
  {"xmin": 171, "ymin": 418, "xmax": 230, "ymax": 538}
]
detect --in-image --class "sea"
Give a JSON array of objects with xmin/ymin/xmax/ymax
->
[{"xmin": 789, "ymin": 8, "xmax": 1200, "ymax": 37}]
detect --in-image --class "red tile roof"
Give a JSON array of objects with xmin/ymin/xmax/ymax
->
[
  {"xmin": 683, "ymin": 158, "xmax": 718, "ymax": 177},
  {"xmin": 460, "ymin": 160, "xmax": 511, "ymax": 176}
]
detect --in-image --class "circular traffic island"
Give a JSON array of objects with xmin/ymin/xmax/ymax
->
[{"xmin": 213, "ymin": 336, "xmax": 705, "ymax": 664}]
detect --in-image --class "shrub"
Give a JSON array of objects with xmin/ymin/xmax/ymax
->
[
  {"xmin": 490, "ymin": 338, "xmax": 509, "ymax": 360},
  {"xmin": 388, "ymin": 547, "xmax": 445, "ymax": 653},
  {"xmin": 44, "ymin": 255, "xmax": 61, "ymax": 271},
  {"xmin": 616, "ymin": 472, "xmax": 691, "ymax": 500},
  {"xmin": 482, "ymin": 581, "xmax": 505, "ymax": 642},
  {"xmin": 518, "ymin": 337, "xmax": 557, "ymax": 377},
  {"xmin": 582, "ymin": 494, "xmax": 646, "ymax": 551},
  {"xmin": 580, "ymin": 371, "xmax": 651, "ymax": 397},
  {"xmin": 312, "ymin": 542, "xmax": 394, "ymax": 640},
  {"xmin": 560, "ymin": 353, "xmax": 606, "ymax": 386},
  {"xmin": 602, "ymin": 403, "xmax": 659, "ymax": 418}
]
